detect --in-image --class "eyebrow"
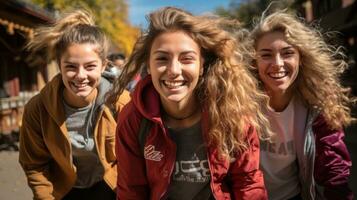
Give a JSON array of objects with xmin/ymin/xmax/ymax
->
[
  {"xmin": 63, "ymin": 60, "xmax": 99, "ymax": 64},
  {"xmin": 258, "ymin": 46, "xmax": 295, "ymax": 52},
  {"xmin": 153, "ymin": 50, "xmax": 198, "ymax": 55}
]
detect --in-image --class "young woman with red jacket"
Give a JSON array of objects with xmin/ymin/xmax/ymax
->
[{"xmin": 108, "ymin": 7, "xmax": 271, "ymax": 200}]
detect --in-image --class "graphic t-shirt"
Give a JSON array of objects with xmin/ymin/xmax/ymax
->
[
  {"xmin": 63, "ymin": 100, "xmax": 104, "ymax": 188},
  {"xmin": 260, "ymin": 97, "xmax": 307, "ymax": 200},
  {"xmin": 167, "ymin": 121, "xmax": 212, "ymax": 200}
]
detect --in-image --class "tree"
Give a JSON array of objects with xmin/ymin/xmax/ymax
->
[
  {"xmin": 30, "ymin": 0, "xmax": 139, "ymax": 55},
  {"xmin": 215, "ymin": 0, "xmax": 297, "ymax": 28}
]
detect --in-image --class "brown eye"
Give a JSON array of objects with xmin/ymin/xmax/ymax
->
[
  {"xmin": 156, "ymin": 56, "xmax": 168, "ymax": 61},
  {"xmin": 259, "ymin": 54, "xmax": 272, "ymax": 59},
  {"xmin": 181, "ymin": 56, "xmax": 194, "ymax": 62},
  {"xmin": 66, "ymin": 64, "xmax": 76, "ymax": 69},
  {"xmin": 282, "ymin": 51, "xmax": 295, "ymax": 58},
  {"xmin": 86, "ymin": 65, "xmax": 97, "ymax": 70}
]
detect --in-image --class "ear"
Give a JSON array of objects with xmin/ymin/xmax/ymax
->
[{"xmin": 147, "ymin": 65, "xmax": 151, "ymax": 74}]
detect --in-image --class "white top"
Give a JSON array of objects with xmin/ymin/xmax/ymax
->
[{"xmin": 260, "ymin": 97, "xmax": 308, "ymax": 200}]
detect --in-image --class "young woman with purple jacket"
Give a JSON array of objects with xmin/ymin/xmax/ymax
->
[{"xmin": 249, "ymin": 11, "xmax": 354, "ymax": 200}]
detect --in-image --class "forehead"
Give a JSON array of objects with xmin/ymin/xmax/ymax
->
[
  {"xmin": 257, "ymin": 31, "xmax": 293, "ymax": 50},
  {"xmin": 150, "ymin": 31, "xmax": 200, "ymax": 54},
  {"xmin": 61, "ymin": 43, "xmax": 101, "ymax": 61}
]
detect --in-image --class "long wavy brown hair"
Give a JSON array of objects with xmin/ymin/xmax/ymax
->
[
  {"xmin": 26, "ymin": 9, "xmax": 108, "ymax": 64},
  {"xmin": 107, "ymin": 7, "xmax": 271, "ymax": 156},
  {"xmin": 250, "ymin": 11, "xmax": 355, "ymax": 129}
]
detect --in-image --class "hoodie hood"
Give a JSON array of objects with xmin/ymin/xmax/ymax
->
[
  {"xmin": 131, "ymin": 75, "xmax": 162, "ymax": 123},
  {"xmin": 102, "ymin": 67, "xmax": 120, "ymax": 82},
  {"xmin": 131, "ymin": 75, "xmax": 210, "ymax": 125},
  {"xmin": 40, "ymin": 73, "xmax": 113, "ymax": 126}
]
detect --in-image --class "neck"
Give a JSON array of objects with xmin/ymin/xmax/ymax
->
[
  {"xmin": 160, "ymin": 96, "xmax": 201, "ymax": 129},
  {"xmin": 268, "ymin": 89, "xmax": 293, "ymax": 112},
  {"xmin": 63, "ymin": 88, "xmax": 97, "ymax": 108},
  {"xmin": 163, "ymin": 105, "xmax": 199, "ymax": 120}
]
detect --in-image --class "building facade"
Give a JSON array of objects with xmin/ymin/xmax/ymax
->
[{"xmin": 0, "ymin": 0, "xmax": 56, "ymax": 150}]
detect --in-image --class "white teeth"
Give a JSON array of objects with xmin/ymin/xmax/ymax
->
[
  {"xmin": 163, "ymin": 80, "xmax": 185, "ymax": 88},
  {"xmin": 269, "ymin": 72, "xmax": 288, "ymax": 79},
  {"xmin": 73, "ymin": 82, "xmax": 88, "ymax": 88}
]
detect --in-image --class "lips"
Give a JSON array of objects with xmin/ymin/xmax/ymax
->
[
  {"xmin": 162, "ymin": 80, "xmax": 186, "ymax": 89},
  {"xmin": 268, "ymin": 71, "xmax": 288, "ymax": 79},
  {"xmin": 71, "ymin": 82, "xmax": 89, "ymax": 90}
]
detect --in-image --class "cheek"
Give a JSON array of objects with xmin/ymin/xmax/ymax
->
[
  {"xmin": 92, "ymin": 71, "xmax": 103, "ymax": 80},
  {"xmin": 257, "ymin": 64, "xmax": 266, "ymax": 78},
  {"xmin": 62, "ymin": 71, "xmax": 74, "ymax": 80},
  {"xmin": 288, "ymin": 60, "xmax": 300, "ymax": 75}
]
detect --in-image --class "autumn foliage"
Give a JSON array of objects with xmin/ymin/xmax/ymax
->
[{"xmin": 31, "ymin": 0, "xmax": 139, "ymax": 55}]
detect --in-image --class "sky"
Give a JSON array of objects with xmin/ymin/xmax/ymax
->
[{"xmin": 128, "ymin": 0, "xmax": 232, "ymax": 28}]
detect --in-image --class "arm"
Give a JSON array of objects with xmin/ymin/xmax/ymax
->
[
  {"xmin": 18, "ymin": 103, "xmax": 54, "ymax": 200},
  {"xmin": 105, "ymin": 90, "xmax": 132, "ymax": 162},
  {"xmin": 116, "ymin": 103, "xmax": 149, "ymax": 200},
  {"xmin": 229, "ymin": 126, "xmax": 267, "ymax": 200},
  {"xmin": 313, "ymin": 115, "xmax": 353, "ymax": 200}
]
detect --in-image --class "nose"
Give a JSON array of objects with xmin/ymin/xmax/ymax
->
[
  {"xmin": 167, "ymin": 59, "xmax": 181, "ymax": 77},
  {"xmin": 272, "ymin": 54, "xmax": 284, "ymax": 67},
  {"xmin": 76, "ymin": 66, "xmax": 87, "ymax": 80}
]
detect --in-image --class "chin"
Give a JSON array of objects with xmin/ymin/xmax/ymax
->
[
  {"xmin": 75, "ymin": 92, "xmax": 91, "ymax": 99},
  {"xmin": 167, "ymin": 93, "xmax": 192, "ymax": 102},
  {"xmin": 164, "ymin": 94, "xmax": 182, "ymax": 101}
]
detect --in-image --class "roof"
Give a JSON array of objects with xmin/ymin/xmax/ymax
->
[{"xmin": 0, "ymin": 0, "xmax": 54, "ymax": 26}]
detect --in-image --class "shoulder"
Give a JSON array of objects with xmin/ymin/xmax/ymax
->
[
  {"xmin": 117, "ymin": 100, "xmax": 141, "ymax": 125},
  {"xmin": 116, "ymin": 100, "xmax": 146, "ymax": 145},
  {"xmin": 312, "ymin": 113, "xmax": 346, "ymax": 147},
  {"xmin": 312, "ymin": 114, "xmax": 341, "ymax": 135},
  {"xmin": 245, "ymin": 125, "xmax": 259, "ymax": 149},
  {"xmin": 21, "ymin": 93, "xmax": 46, "ymax": 131},
  {"xmin": 115, "ymin": 90, "xmax": 131, "ymax": 112},
  {"xmin": 23, "ymin": 94, "xmax": 44, "ymax": 118}
]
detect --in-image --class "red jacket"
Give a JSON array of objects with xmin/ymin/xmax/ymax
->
[{"xmin": 115, "ymin": 76, "xmax": 267, "ymax": 200}]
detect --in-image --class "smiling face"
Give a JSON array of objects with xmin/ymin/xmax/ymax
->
[
  {"xmin": 148, "ymin": 31, "xmax": 204, "ymax": 109},
  {"xmin": 256, "ymin": 31, "xmax": 300, "ymax": 98},
  {"xmin": 60, "ymin": 43, "xmax": 105, "ymax": 107}
]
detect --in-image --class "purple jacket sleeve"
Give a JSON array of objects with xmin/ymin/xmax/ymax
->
[{"xmin": 313, "ymin": 114, "xmax": 353, "ymax": 200}]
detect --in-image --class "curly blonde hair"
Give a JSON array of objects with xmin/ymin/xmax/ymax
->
[
  {"xmin": 26, "ymin": 9, "xmax": 108, "ymax": 64},
  {"xmin": 250, "ymin": 11, "xmax": 355, "ymax": 129},
  {"xmin": 107, "ymin": 7, "xmax": 271, "ymax": 156}
]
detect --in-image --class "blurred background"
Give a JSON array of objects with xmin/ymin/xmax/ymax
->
[{"xmin": 0, "ymin": 0, "xmax": 356, "ymax": 199}]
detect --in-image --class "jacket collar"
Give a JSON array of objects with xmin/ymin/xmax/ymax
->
[
  {"xmin": 40, "ymin": 73, "xmax": 66, "ymax": 127},
  {"xmin": 132, "ymin": 75, "xmax": 162, "ymax": 123},
  {"xmin": 39, "ymin": 73, "xmax": 113, "ymax": 127}
]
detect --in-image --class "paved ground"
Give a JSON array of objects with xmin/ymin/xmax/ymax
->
[{"xmin": 0, "ymin": 150, "xmax": 32, "ymax": 200}]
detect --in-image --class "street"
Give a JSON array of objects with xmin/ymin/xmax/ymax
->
[{"xmin": 0, "ymin": 151, "xmax": 31, "ymax": 200}]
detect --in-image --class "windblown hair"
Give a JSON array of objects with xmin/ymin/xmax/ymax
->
[
  {"xmin": 107, "ymin": 7, "xmax": 271, "ymax": 156},
  {"xmin": 26, "ymin": 10, "xmax": 108, "ymax": 64},
  {"xmin": 250, "ymin": 11, "xmax": 355, "ymax": 129}
]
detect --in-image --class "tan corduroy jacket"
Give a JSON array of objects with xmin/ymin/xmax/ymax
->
[{"xmin": 19, "ymin": 74, "xmax": 130, "ymax": 200}]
